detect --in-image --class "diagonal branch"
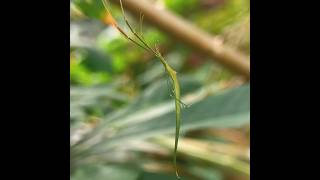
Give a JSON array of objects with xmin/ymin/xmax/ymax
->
[{"xmin": 110, "ymin": 0, "xmax": 250, "ymax": 79}]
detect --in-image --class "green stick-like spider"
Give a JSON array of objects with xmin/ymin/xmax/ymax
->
[{"xmin": 101, "ymin": 0, "xmax": 184, "ymax": 177}]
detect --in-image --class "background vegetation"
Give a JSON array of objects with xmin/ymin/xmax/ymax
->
[{"xmin": 70, "ymin": 0, "xmax": 250, "ymax": 179}]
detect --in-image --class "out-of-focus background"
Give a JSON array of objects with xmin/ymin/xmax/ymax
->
[{"xmin": 70, "ymin": 0, "xmax": 250, "ymax": 179}]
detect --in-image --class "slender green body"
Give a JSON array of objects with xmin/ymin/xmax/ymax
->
[
  {"xmin": 159, "ymin": 56, "xmax": 181, "ymax": 178},
  {"xmin": 102, "ymin": 0, "xmax": 182, "ymax": 177},
  {"xmin": 172, "ymin": 71, "xmax": 181, "ymax": 178}
]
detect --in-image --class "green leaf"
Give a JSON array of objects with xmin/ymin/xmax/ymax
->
[
  {"xmin": 187, "ymin": 166, "xmax": 223, "ymax": 180},
  {"xmin": 79, "ymin": 47, "xmax": 113, "ymax": 73},
  {"xmin": 72, "ymin": 0, "xmax": 106, "ymax": 19},
  {"xmin": 91, "ymin": 84, "xmax": 249, "ymax": 151},
  {"xmin": 70, "ymin": 47, "xmax": 113, "ymax": 86},
  {"xmin": 70, "ymin": 85, "xmax": 130, "ymax": 125},
  {"xmin": 71, "ymin": 165, "xmax": 140, "ymax": 180},
  {"xmin": 138, "ymin": 171, "xmax": 181, "ymax": 180}
]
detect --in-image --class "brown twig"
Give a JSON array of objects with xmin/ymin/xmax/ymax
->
[{"xmin": 109, "ymin": 0, "xmax": 250, "ymax": 79}]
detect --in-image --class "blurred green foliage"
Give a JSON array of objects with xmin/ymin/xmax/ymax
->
[
  {"xmin": 164, "ymin": 0, "xmax": 199, "ymax": 15},
  {"xmin": 70, "ymin": 48, "xmax": 112, "ymax": 85},
  {"xmin": 71, "ymin": 165, "xmax": 140, "ymax": 180},
  {"xmin": 70, "ymin": 0, "xmax": 250, "ymax": 179},
  {"xmin": 194, "ymin": 0, "xmax": 249, "ymax": 34},
  {"xmin": 73, "ymin": 0, "xmax": 106, "ymax": 19}
]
